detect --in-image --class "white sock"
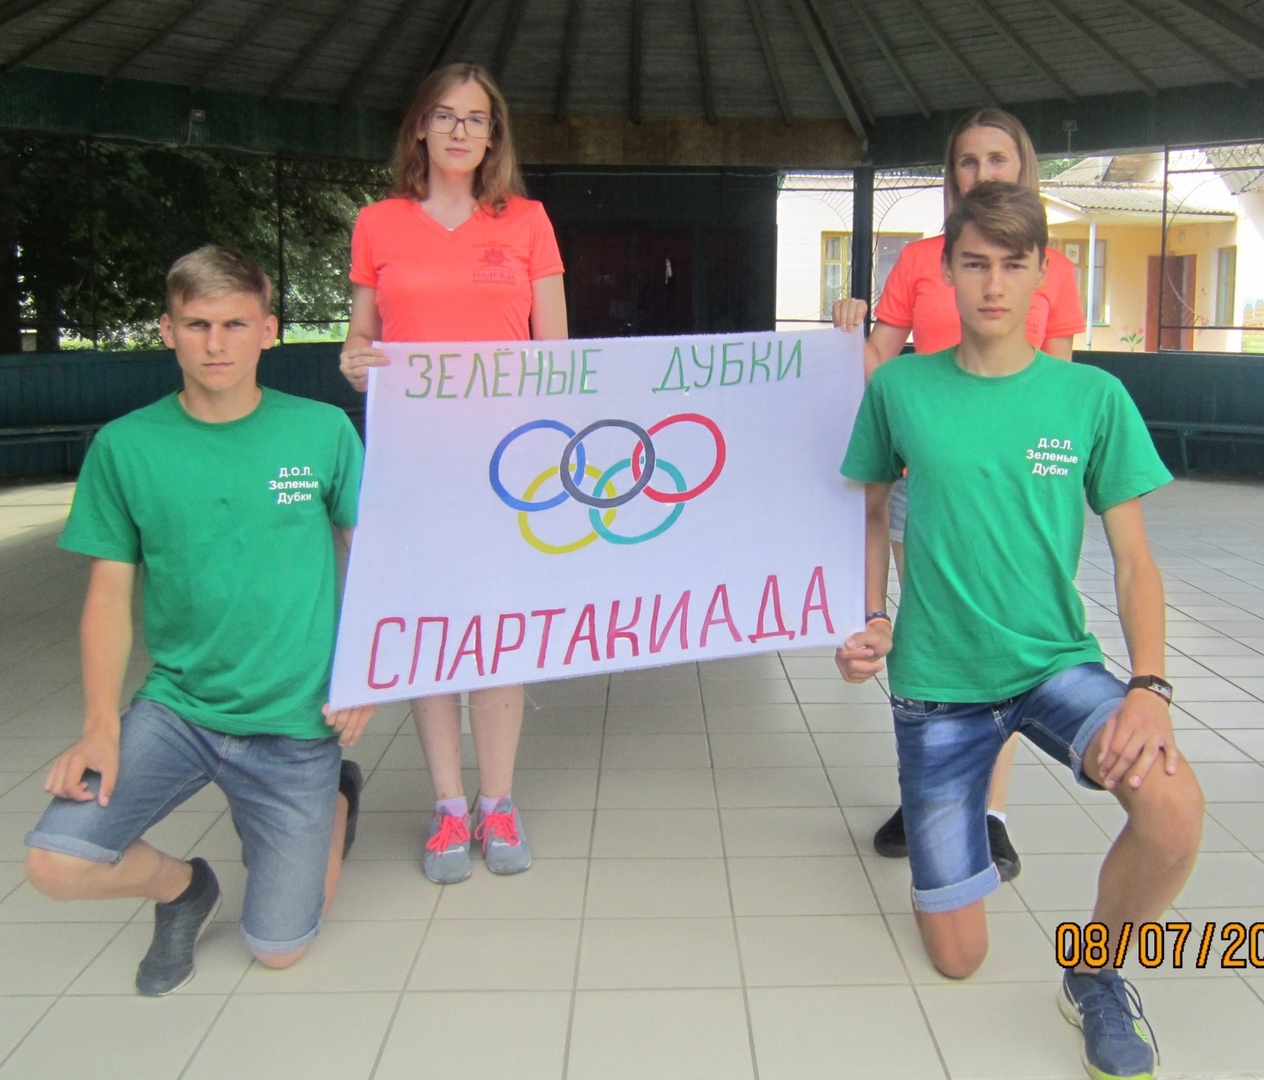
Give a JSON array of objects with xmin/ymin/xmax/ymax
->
[{"xmin": 987, "ymin": 810, "xmax": 1007, "ymax": 825}]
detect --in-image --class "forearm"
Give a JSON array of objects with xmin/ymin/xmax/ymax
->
[
  {"xmin": 1115, "ymin": 552, "xmax": 1166, "ymax": 678},
  {"xmin": 80, "ymin": 584, "xmax": 133, "ymax": 734}
]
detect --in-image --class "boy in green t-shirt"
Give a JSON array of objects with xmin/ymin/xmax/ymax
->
[
  {"xmin": 838, "ymin": 183, "xmax": 1203, "ymax": 1080},
  {"xmin": 24, "ymin": 246, "xmax": 374, "ymax": 995}
]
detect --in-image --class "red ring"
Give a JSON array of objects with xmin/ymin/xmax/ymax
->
[{"xmin": 630, "ymin": 413, "xmax": 726, "ymax": 504}]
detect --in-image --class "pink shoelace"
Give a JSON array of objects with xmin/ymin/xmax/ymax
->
[
  {"xmin": 475, "ymin": 809, "xmax": 520, "ymax": 849},
  {"xmin": 426, "ymin": 812, "xmax": 469, "ymax": 853}
]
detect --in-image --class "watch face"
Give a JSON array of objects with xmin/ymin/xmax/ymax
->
[{"xmin": 1130, "ymin": 676, "xmax": 1172, "ymax": 702}]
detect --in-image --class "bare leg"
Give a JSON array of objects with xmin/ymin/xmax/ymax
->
[
  {"xmin": 1075, "ymin": 731, "xmax": 1203, "ymax": 971},
  {"xmin": 469, "ymin": 684, "xmax": 524, "ymax": 799},
  {"xmin": 411, "ymin": 692, "xmax": 465, "ymax": 800},
  {"xmin": 27, "ymin": 841, "xmax": 191, "ymax": 903},
  {"xmin": 987, "ymin": 734, "xmax": 1020, "ymax": 812}
]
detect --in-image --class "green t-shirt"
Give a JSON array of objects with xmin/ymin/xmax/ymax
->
[
  {"xmin": 60, "ymin": 390, "xmax": 364, "ymax": 739},
  {"xmin": 841, "ymin": 350, "xmax": 1171, "ymax": 702}
]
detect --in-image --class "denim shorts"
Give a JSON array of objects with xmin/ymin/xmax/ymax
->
[
  {"xmin": 888, "ymin": 475, "xmax": 908, "ymax": 543},
  {"xmin": 26, "ymin": 698, "xmax": 342, "ymax": 954},
  {"xmin": 892, "ymin": 662, "xmax": 1124, "ymax": 914}
]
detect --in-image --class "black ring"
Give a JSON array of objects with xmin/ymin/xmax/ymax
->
[{"xmin": 559, "ymin": 419, "xmax": 656, "ymax": 508}]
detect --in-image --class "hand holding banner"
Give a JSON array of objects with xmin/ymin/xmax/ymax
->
[{"xmin": 330, "ymin": 328, "xmax": 865, "ymax": 708}]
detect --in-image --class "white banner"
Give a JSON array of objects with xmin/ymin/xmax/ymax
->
[{"xmin": 329, "ymin": 328, "xmax": 866, "ymax": 708}]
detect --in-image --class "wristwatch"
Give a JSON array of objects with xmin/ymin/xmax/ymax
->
[{"xmin": 1126, "ymin": 675, "xmax": 1173, "ymax": 704}]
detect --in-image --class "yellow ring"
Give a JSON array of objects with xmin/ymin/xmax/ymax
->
[{"xmin": 518, "ymin": 464, "xmax": 617, "ymax": 555}]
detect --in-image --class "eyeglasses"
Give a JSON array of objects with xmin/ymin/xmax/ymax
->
[{"xmin": 427, "ymin": 110, "xmax": 492, "ymax": 139}]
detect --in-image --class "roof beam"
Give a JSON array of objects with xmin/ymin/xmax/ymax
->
[
  {"xmin": 900, "ymin": 0, "xmax": 1000, "ymax": 106},
  {"xmin": 786, "ymin": 0, "xmax": 872, "ymax": 142},
  {"xmin": 421, "ymin": 0, "xmax": 480, "ymax": 77},
  {"xmin": 1031, "ymin": 0, "xmax": 1160, "ymax": 97},
  {"xmin": 630, "ymin": 0, "xmax": 643, "ymax": 123},
  {"xmin": 1111, "ymin": 0, "xmax": 1246, "ymax": 88},
  {"xmin": 3, "ymin": 0, "xmax": 116, "ymax": 74},
  {"xmin": 492, "ymin": 0, "xmax": 527, "ymax": 81},
  {"xmin": 268, "ymin": 0, "xmax": 361, "ymax": 102},
  {"xmin": 104, "ymin": 0, "xmax": 219, "ymax": 84},
  {"xmin": 843, "ymin": 0, "xmax": 931, "ymax": 119},
  {"xmin": 745, "ymin": 0, "xmax": 793, "ymax": 126},
  {"xmin": 190, "ymin": 0, "xmax": 296, "ymax": 91},
  {"xmin": 0, "ymin": 0, "xmax": 56, "ymax": 31},
  {"xmin": 961, "ymin": 0, "xmax": 1078, "ymax": 102},
  {"xmin": 553, "ymin": 0, "xmax": 583, "ymax": 121},
  {"xmin": 338, "ymin": 0, "xmax": 418, "ymax": 109},
  {"xmin": 1165, "ymin": 0, "xmax": 1264, "ymax": 59},
  {"xmin": 691, "ymin": 0, "xmax": 718, "ymax": 124}
]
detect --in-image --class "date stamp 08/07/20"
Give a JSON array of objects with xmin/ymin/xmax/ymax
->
[{"xmin": 1056, "ymin": 921, "xmax": 1264, "ymax": 970}]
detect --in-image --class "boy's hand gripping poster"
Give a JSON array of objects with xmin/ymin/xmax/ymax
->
[{"xmin": 329, "ymin": 329, "xmax": 865, "ymax": 708}]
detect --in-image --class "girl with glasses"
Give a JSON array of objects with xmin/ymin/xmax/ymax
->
[{"xmin": 340, "ymin": 62, "xmax": 567, "ymax": 885}]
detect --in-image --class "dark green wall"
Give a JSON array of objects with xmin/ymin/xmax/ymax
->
[
  {"xmin": 1079, "ymin": 351, "xmax": 1264, "ymax": 475},
  {"xmin": 0, "ymin": 343, "xmax": 356, "ymax": 479},
  {"xmin": 9, "ymin": 345, "xmax": 1264, "ymax": 481}
]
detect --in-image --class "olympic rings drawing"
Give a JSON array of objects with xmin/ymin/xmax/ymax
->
[{"xmin": 488, "ymin": 413, "xmax": 727, "ymax": 554}]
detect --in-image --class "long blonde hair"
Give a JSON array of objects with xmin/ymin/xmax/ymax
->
[
  {"xmin": 943, "ymin": 109, "xmax": 1041, "ymax": 216},
  {"xmin": 391, "ymin": 62, "xmax": 525, "ymax": 214}
]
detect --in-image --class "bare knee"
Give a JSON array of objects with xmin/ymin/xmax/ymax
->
[
  {"xmin": 917, "ymin": 900, "xmax": 989, "ymax": 980},
  {"xmin": 1125, "ymin": 764, "xmax": 1205, "ymax": 863},
  {"xmin": 252, "ymin": 945, "xmax": 307, "ymax": 970},
  {"xmin": 926, "ymin": 935, "xmax": 989, "ymax": 980},
  {"xmin": 25, "ymin": 848, "xmax": 97, "ymax": 901}
]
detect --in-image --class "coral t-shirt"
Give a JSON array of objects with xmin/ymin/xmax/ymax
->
[
  {"xmin": 874, "ymin": 235, "xmax": 1085, "ymax": 353},
  {"xmin": 350, "ymin": 195, "xmax": 564, "ymax": 342}
]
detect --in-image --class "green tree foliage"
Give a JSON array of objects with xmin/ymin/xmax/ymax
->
[{"xmin": 0, "ymin": 134, "xmax": 388, "ymax": 351}]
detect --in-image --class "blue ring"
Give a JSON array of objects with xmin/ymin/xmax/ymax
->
[
  {"xmin": 588, "ymin": 458, "xmax": 686, "ymax": 544},
  {"xmin": 489, "ymin": 420, "xmax": 586, "ymax": 512}
]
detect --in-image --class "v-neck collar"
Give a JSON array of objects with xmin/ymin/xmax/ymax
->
[{"xmin": 411, "ymin": 199, "xmax": 482, "ymax": 236}]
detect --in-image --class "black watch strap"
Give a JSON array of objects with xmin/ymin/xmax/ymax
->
[{"xmin": 1127, "ymin": 675, "xmax": 1173, "ymax": 704}]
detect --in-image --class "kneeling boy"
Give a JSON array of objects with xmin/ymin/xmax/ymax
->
[
  {"xmin": 837, "ymin": 182, "xmax": 1203, "ymax": 1080},
  {"xmin": 25, "ymin": 246, "xmax": 374, "ymax": 994}
]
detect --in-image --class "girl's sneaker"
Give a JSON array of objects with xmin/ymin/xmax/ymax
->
[
  {"xmin": 423, "ymin": 809, "xmax": 472, "ymax": 884},
  {"xmin": 473, "ymin": 798, "xmax": 532, "ymax": 875}
]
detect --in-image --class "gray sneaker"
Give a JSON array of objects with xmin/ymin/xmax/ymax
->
[
  {"xmin": 423, "ymin": 809, "xmax": 472, "ymax": 884},
  {"xmin": 135, "ymin": 857, "xmax": 222, "ymax": 996},
  {"xmin": 473, "ymin": 798, "xmax": 532, "ymax": 875}
]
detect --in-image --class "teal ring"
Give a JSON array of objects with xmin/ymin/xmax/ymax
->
[{"xmin": 589, "ymin": 458, "xmax": 686, "ymax": 544}]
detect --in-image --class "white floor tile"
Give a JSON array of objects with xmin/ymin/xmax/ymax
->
[
  {"xmin": 181, "ymin": 993, "xmax": 396, "ymax": 1080},
  {"xmin": 0, "ymin": 995, "xmax": 224, "ymax": 1080}
]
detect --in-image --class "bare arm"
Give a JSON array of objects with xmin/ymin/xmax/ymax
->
[
  {"xmin": 1095, "ymin": 497, "xmax": 1176, "ymax": 789},
  {"xmin": 339, "ymin": 284, "xmax": 387, "ymax": 392},
  {"xmin": 1041, "ymin": 335, "xmax": 1074, "ymax": 362},
  {"xmin": 835, "ymin": 482, "xmax": 895, "ymax": 682},
  {"xmin": 864, "ymin": 321, "xmax": 911, "ymax": 381},
  {"xmin": 530, "ymin": 273, "xmax": 568, "ymax": 339},
  {"xmin": 44, "ymin": 559, "xmax": 136, "ymax": 805}
]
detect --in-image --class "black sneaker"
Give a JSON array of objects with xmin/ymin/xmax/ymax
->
[
  {"xmin": 987, "ymin": 815, "xmax": 1021, "ymax": 882},
  {"xmin": 873, "ymin": 807, "xmax": 908, "ymax": 858},
  {"xmin": 339, "ymin": 759, "xmax": 364, "ymax": 861},
  {"xmin": 135, "ymin": 857, "xmax": 222, "ymax": 996}
]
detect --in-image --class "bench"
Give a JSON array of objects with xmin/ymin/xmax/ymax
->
[
  {"xmin": 0, "ymin": 423, "xmax": 105, "ymax": 472},
  {"xmin": 1145, "ymin": 421, "xmax": 1264, "ymax": 475}
]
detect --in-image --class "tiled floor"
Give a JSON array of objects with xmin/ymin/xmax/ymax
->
[{"xmin": 2, "ymin": 476, "xmax": 1264, "ymax": 1079}]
